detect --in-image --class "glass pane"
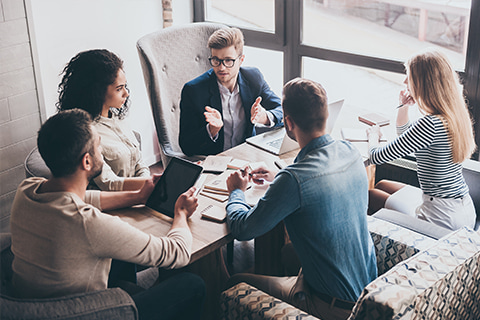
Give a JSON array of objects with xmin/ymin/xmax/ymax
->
[
  {"xmin": 205, "ymin": 0, "xmax": 275, "ymax": 32},
  {"xmin": 303, "ymin": 57, "xmax": 423, "ymax": 142},
  {"xmin": 244, "ymin": 46, "xmax": 283, "ymax": 97},
  {"xmin": 303, "ymin": 0, "xmax": 470, "ymax": 70}
]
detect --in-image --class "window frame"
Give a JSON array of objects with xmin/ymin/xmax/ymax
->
[{"xmin": 195, "ymin": 0, "xmax": 480, "ymax": 159}]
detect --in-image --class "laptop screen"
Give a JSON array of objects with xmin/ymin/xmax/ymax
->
[
  {"xmin": 146, "ymin": 157, "xmax": 203, "ymax": 218},
  {"xmin": 325, "ymin": 99, "xmax": 345, "ymax": 134}
]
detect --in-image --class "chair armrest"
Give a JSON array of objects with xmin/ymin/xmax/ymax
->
[
  {"xmin": 372, "ymin": 208, "xmax": 452, "ymax": 240},
  {"xmin": 351, "ymin": 227, "xmax": 480, "ymax": 320},
  {"xmin": 367, "ymin": 215, "xmax": 437, "ymax": 275},
  {"xmin": 24, "ymin": 147, "xmax": 51, "ymax": 179},
  {"xmin": 0, "ymin": 288, "xmax": 138, "ymax": 320},
  {"xmin": 220, "ymin": 282, "xmax": 319, "ymax": 320}
]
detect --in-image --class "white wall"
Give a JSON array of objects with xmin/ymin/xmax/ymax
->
[{"xmin": 26, "ymin": 0, "xmax": 193, "ymax": 165}]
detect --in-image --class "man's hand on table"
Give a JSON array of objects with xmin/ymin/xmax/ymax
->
[
  {"xmin": 227, "ymin": 169, "xmax": 251, "ymax": 193},
  {"xmin": 250, "ymin": 166, "xmax": 277, "ymax": 185}
]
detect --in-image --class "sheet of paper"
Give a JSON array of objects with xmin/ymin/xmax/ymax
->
[
  {"xmin": 227, "ymin": 158, "xmax": 250, "ymax": 170},
  {"xmin": 202, "ymin": 155, "xmax": 232, "ymax": 173},
  {"xmin": 248, "ymin": 161, "xmax": 268, "ymax": 172},
  {"xmin": 244, "ymin": 183, "xmax": 269, "ymax": 206},
  {"xmin": 341, "ymin": 128, "xmax": 387, "ymax": 142}
]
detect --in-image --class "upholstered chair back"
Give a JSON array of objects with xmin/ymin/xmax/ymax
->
[{"xmin": 137, "ymin": 22, "xmax": 226, "ymax": 165}]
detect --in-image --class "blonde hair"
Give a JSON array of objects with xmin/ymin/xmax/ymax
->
[
  {"xmin": 207, "ymin": 27, "xmax": 244, "ymax": 55},
  {"xmin": 406, "ymin": 50, "xmax": 476, "ymax": 163}
]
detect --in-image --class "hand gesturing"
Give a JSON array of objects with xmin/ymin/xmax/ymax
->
[
  {"xmin": 204, "ymin": 106, "xmax": 223, "ymax": 137},
  {"xmin": 250, "ymin": 97, "xmax": 269, "ymax": 125}
]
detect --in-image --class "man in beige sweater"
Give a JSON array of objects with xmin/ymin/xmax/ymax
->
[{"xmin": 10, "ymin": 109, "xmax": 205, "ymax": 320}]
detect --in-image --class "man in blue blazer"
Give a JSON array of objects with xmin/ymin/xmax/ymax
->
[{"xmin": 179, "ymin": 27, "xmax": 283, "ymax": 156}]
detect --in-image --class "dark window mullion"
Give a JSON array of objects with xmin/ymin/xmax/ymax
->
[
  {"xmin": 464, "ymin": 0, "xmax": 480, "ymax": 158},
  {"xmin": 193, "ymin": 0, "xmax": 205, "ymax": 22},
  {"xmin": 284, "ymin": 0, "xmax": 302, "ymax": 82},
  {"xmin": 298, "ymin": 45, "xmax": 405, "ymax": 74}
]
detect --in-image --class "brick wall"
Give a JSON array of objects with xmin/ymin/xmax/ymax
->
[{"xmin": 0, "ymin": 0, "xmax": 42, "ymax": 232}]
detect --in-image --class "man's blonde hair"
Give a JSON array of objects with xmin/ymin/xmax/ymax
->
[
  {"xmin": 207, "ymin": 27, "xmax": 244, "ymax": 55},
  {"xmin": 406, "ymin": 49, "xmax": 476, "ymax": 163}
]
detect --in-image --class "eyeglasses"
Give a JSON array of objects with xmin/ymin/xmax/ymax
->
[{"xmin": 208, "ymin": 55, "xmax": 242, "ymax": 68}]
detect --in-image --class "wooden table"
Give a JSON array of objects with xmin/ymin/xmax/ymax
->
[
  {"xmin": 107, "ymin": 142, "xmax": 293, "ymax": 319},
  {"xmin": 109, "ymin": 177, "xmax": 235, "ymax": 320},
  {"xmin": 108, "ymin": 104, "xmax": 391, "ymax": 318}
]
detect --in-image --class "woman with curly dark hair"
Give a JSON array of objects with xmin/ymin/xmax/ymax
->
[{"xmin": 57, "ymin": 49, "xmax": 150, "ymax": 191}]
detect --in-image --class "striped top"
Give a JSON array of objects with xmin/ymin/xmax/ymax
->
[{"xmin": 369, "ymin": 115, "xmax": 468, "ymax": 199}]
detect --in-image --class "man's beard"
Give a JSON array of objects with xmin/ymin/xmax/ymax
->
[
  {"xmin": 87, "ymin": 159, "xmax": 103, "ymax": 181},
  {"xmin": 285, "ymin": 122, "xmax": 297, "ymax": 142}
]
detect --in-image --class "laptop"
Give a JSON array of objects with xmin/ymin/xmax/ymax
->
[
  {"xmin": 146, "ymin": 157, "xmax": 203, "ymax": 218},
  {"xmin": 246, "ymin": 99, "xmax": 345, "ymax": 155}
]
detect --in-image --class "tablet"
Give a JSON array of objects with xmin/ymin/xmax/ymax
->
[{"xmin": 146, "ymin": 157, "xmax": 203, "ymax": 218}]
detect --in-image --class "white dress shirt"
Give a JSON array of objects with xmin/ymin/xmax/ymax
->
[{"xmin": 207, "ymin": 81, "xmax": 274, "ymax": 151}]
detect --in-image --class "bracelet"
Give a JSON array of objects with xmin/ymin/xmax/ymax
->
[{"xmin": 397, "ymin": 104, "xmax": 404, "ymax": 109}]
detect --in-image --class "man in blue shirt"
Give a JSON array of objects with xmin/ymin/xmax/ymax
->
[
  {"xmin": 226, "ymin": 78, "xmax": 377, "ymax": 320},
  {"xmin": 179, "ymin": 27, "xmax": 283, "ymax": 156}
]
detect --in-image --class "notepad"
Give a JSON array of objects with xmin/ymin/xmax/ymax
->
[
  {"xmin": 203, "ymin": 171, "xmax": 231, "ymax": 193},
  {"xmin": 358, "ymin": 113, "xmax": 390, "ymax": 126},
  {"xmin": 200, "ymin": 204, "xmax": 226, "ymax": 222}
]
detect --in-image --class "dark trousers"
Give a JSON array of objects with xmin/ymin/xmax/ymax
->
[
  {"xmin": 132, "ymin": 272, "xmax": 205, "ymax": 320},
  {"xmin": 109, "ymin": 261, "xmax": 205, "ymax": 320}
]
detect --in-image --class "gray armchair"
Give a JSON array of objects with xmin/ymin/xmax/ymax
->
[
  {"xmin": 0, "ymin": 233, "xmax": 138, "ymax": 319},
  {"xmin": 136, "ymin": 22, "xmax": 226, "ymax": 165}
]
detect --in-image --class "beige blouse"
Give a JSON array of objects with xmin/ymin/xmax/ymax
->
[{"xmin": 93, "ymin": 116, "xmax": 150, "ymax": 191}]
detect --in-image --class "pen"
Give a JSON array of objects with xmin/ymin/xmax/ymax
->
[{"xmin": 239, "ymin": 168, "xmax": 253, "ymax": 177}]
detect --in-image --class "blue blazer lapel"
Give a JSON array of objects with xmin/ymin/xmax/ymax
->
[
  {"xmin": 238, "ymin": 69, "xmax": 254, "ymax": 136},
  {"xmin": 208, "ymin": 70, "xmax": 222, "ymax": 114}
]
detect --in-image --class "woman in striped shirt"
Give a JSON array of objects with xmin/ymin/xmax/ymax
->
[{"xmin": 367, "ymin": 50, "xmax": 476, "ymax": 230}]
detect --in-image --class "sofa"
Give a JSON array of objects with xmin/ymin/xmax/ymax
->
[
  {"xmin": 220, "ymin": 216, "xmax": 480, "ymax": 319},
  {"xmin": 0, "ymin": 233, "xmax": 139, "ymax": 319}
]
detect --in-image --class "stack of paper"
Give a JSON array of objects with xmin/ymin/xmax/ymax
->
[
  {"xmin": 200, "ymin": 171, "xmax": 231, "ymax": 202},
  {"xmin": 358, "ymin": 113, "xmax": 390, "ymax": 126},
  {"xmin": 200, "ymin": 170, "xmax": 254, "ymax": 202},
  {"xmin": 248, "ymin": 161, "xmax": 268, "ymax": 171}
]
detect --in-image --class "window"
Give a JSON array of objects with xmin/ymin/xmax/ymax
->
[
  {"xmin": 205, "ymin": 0, "xmax": 275, "ymax": 32},
  {"xmin": 196, "ymin": 0, "xmax": 480, "ymax": 158},
  {"xmin": 302, "ymin": 0, "xmax": 470, "ymax": 70}
]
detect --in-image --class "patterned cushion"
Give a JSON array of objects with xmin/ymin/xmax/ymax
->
[
  {"xmin": 350, "ymin": 227, "xmax": 480, "ymax": 320},
  {"xmin": 221, "ymin": 282, "xmax": 319, "ymax": 320},
  {"xmin": 367, "ymin": 216, "xmax": 437, "ymax": 275}
]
